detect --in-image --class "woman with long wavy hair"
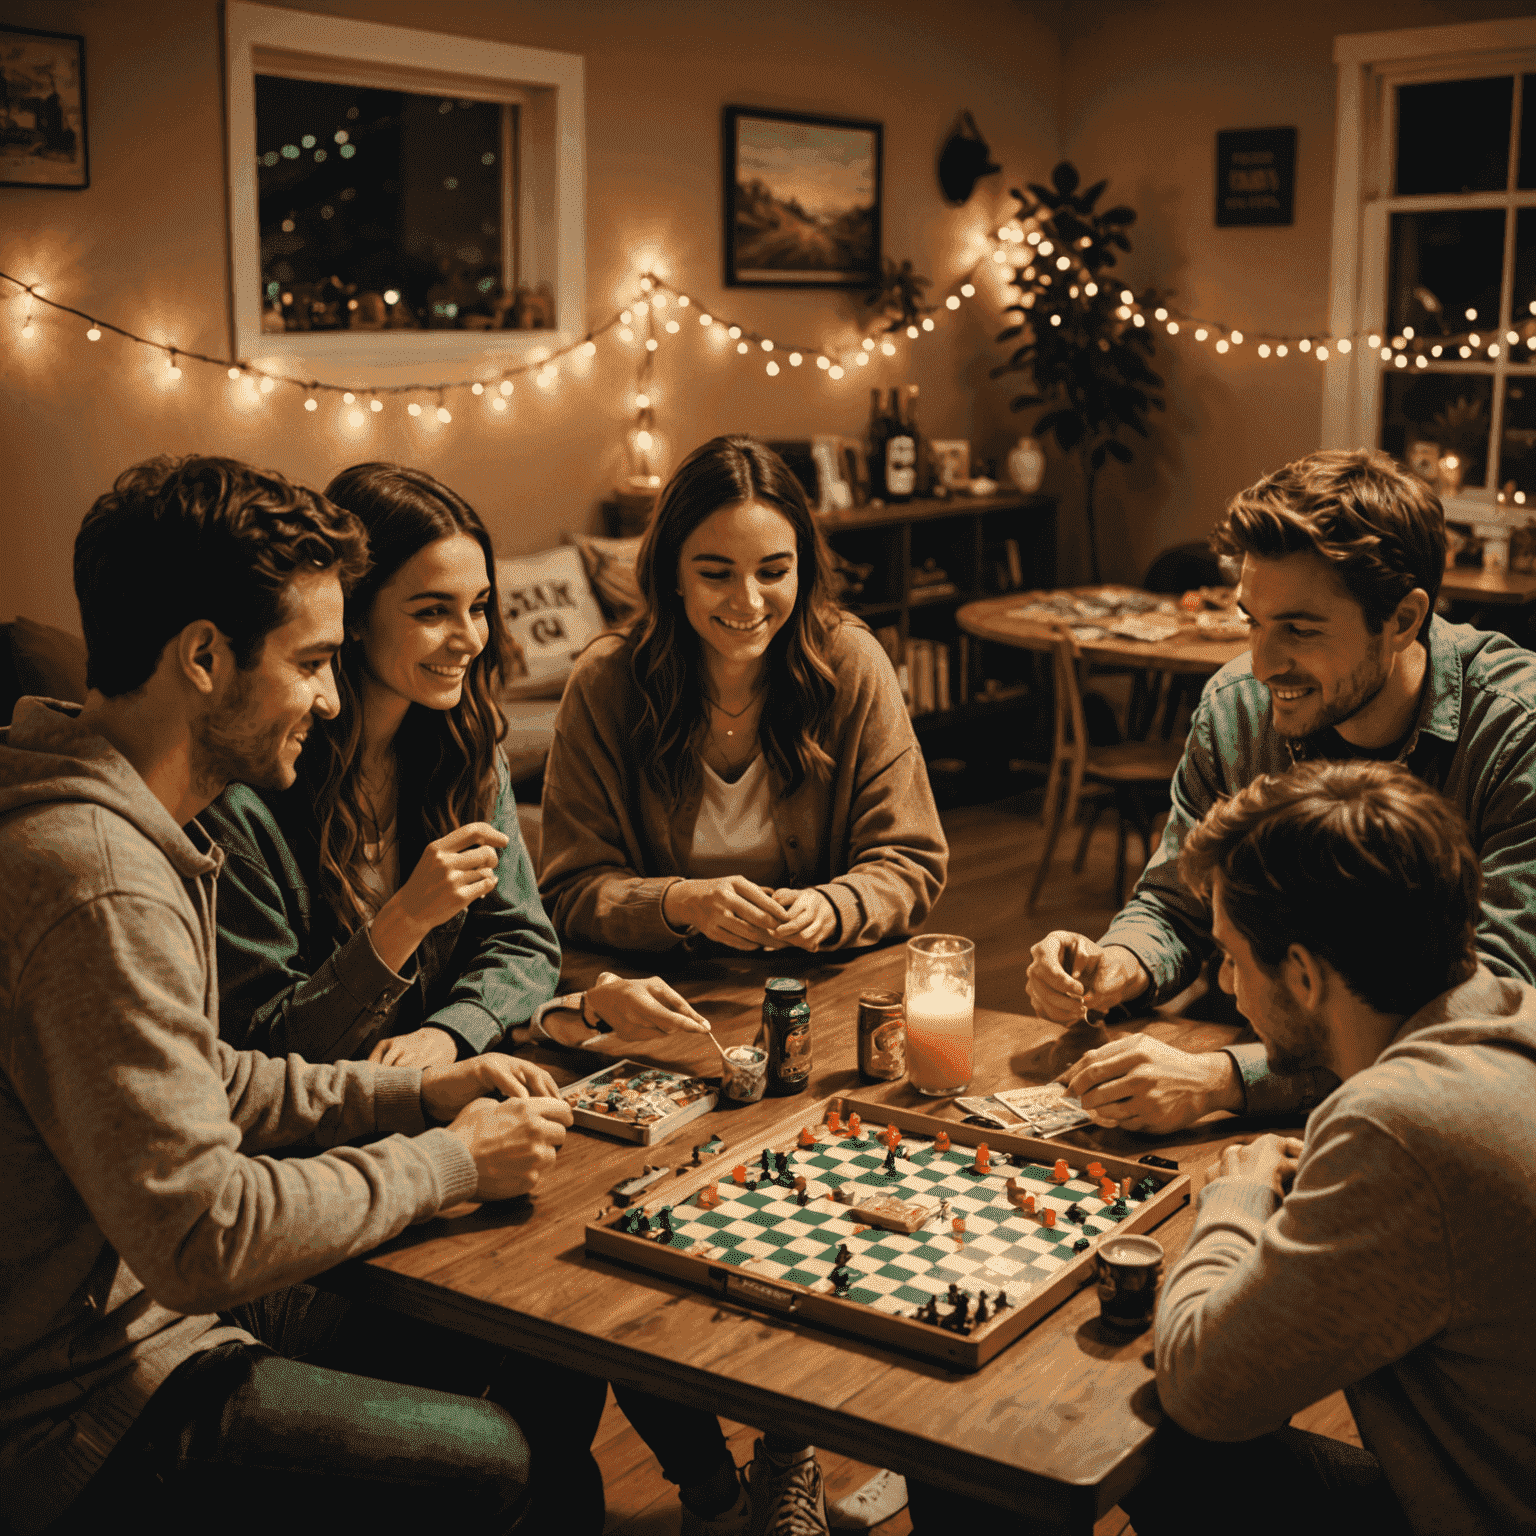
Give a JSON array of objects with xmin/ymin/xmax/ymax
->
[
  {"xmin": 537, "ymin": 433, "xmax": 948, "ymax": 960},
  {"xmin": 203, "ymin": 461, "xmax": 567, "ymax": 1071}
]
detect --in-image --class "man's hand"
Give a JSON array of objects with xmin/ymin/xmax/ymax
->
[
  {"xmin": 443, "ymin": 1096, "xmax": 573, "ymax": 1201},
  {"xmin": 1026, "ymin": 933, "xmax": 1150, "ymax": 1024},
  {"xmin": 420, "ymin": 1053, "xmax": 563, "ymax": 1122},
  {"xmin": 663, "ymin": 877, "xmax": 791, "ymax": 950},
  {"xmin": 369, "ymin": 1026, "xmax": 458, "ymax": 1069},
  {"xmin": 768, "ymin": 888, "xmax": 839, "ymax": 951},
  {"xmin": 1060, "ymin": 1034, "xmax": 1245, "ymax": 1134},
  {"xmin": 1209, "ymin": 1133, "xmax": 1305, "ymax": 1200},
  {"xmin": 588, "ymin": 973, "xmax": 712, "ymax": 1038}
]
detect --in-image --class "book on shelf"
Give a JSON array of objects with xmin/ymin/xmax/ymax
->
[
  {"xmin": 873, "ymin": 624, "xmax": 903, "ymax": 666},
  {"xmin": 1004, "ymin": 537, "xmax": 1025, "ymax": 589},
  {"xmin": 906, "ymin": 638, "xmax": 935, "ymax": 714},
  {"xmin": 934, "ymin": 641, "xmax": 951, "ymax": 712}
]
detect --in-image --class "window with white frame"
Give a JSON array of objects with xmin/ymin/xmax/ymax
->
[
  {"xmin": 1324, "ymin": 18, "xmax": 1536, "ymax": 532},
  {"xmin": 224, "ymin": 2, "xmax": 585, "ymax": 370}
]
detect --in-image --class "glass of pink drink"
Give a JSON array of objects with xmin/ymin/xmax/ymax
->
[{"xmin": 904, "ymin": 934, "xmax": 976, "ymax": 1095}]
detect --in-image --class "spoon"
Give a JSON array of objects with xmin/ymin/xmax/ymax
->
[{"xmin": 702, "ymin": 1027, "xmax": 736, "ymax": 1070}]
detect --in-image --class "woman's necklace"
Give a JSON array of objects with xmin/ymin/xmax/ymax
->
[{"xmin": 705, "ymin": 685, "xmax": 765, "ymax": 738}]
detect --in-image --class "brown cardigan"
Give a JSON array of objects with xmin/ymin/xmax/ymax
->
[{"xmin": 539, "ymin": 619, "xmax": 948, "ymax": 950}]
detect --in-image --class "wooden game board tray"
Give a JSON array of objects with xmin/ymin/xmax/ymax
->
[{"xmin": 584, "ymin": 1094, "xmax": 1190, "ymax": 1371}]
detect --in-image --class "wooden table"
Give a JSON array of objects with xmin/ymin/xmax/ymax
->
[
  {"xmin": 1438, "ymin": 566, "xmax": 1536, "ymax": 606},
  {"xmin": 330, "ymin": 945, "xmax": 1278, "ymax": 1533},
  {"xmin": 957, "ymin": 590, "xmax": 1250, "ymax": 676}
]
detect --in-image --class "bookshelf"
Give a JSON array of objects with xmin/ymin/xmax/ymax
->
[{"xmin": 817, "ymin": 491, "xmax": 1057, "ymax": 729}]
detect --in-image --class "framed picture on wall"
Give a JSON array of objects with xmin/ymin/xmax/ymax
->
[
  {"xmin": 724, "ymin": 106, "xmax": 882, "ymax": 288},
  {"xmin": 0, "ymin": 26, "xmax": 89, "ymax": 189}
]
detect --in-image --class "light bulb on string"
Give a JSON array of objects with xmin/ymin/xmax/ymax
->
[
  {"xmin": 665, "ymin": 320, "xmax": 679, "ymax": 333},
  {"xmin": 635, "ymin": 393, "xmax": 650, "ymax": 409},
  {"xmin": 472, "ymin": 381, "xmax": 484, "ymax": 395},
  {"xmin": 167, "ymin": 351, "xmax": 182, "ymax": 380},
  {"xmin": 492, "ymin": 396, "xmax": 507, "ymax": 412},
  {"xmin": 229, "ymin": 367, "xmax": 241, "ymax": 380},
  {"xmin": 1337, "ymin": 338, "xmax": 1352, "ymax": 354},
  {"xmin": 259, "ymin": 376, "xmax": 275, "ymax": 394},
  {"xmin": 921, "ymin": 317, "xmax": 935, "ymax": 330},
  {"xmin": 945, "ymin": 295, "xmax": 960, "ymax": 310},
  {"xmin": 1216, "ymin": 339, "xmax": 1230, "ymax": 353},
  {"xmin": 678, "ymin": 295, "xmax": 690, "ymax": 307},
  {"xmin": 766, "ymin": 361, "xmax": 779, "ymax": 376},
  {"xmin": 370, "ymin": 397, "xmax": 382, "ymax": 412},
  {"xmin": 789, "ymin": 352, "xmax": 802, "ymax": 366},
  {"xmin": 1084, "ymin": 282, "xmax": 1098, "ymax": 297},
  {"xmin": 436, "ymin": 402, "xmax": 452, "ymax": 423},
  {"xmin": 700, "ymin": 313, "xmax": 712, "ymax": 326},
  {"xmin": 348, "ymin": 407, "xmax": 365, "ymax": 427},
  {"xmin": 1299, "ymin": 338, "xmax": 1311, "ymax": 352},
  {"xmin": 816, "ymin": 356, "xmax": 829, "ymax": 369},
  {"xmin": 582, "ymin": 340, "xmax": 597, "ymax": 356},
  {"xmin": 500, "ymin": 380, "xmax": 513, "ymax": 395},
  {"xmin": 86, "ymin": 325, "xmax": 101, "ymax": 341},
  {"xmin": 862, "ymin": 338, "xmax": 875, "ymax": 351},
  {"xmin": 304, "ymin": 396, "xmax": 318, "ymax": 412},
  {"xmin": 1315, "ymin": 345, "xmax": 1329, "ymax": 360},
  {"xmin": 881, "ymin": 340, "xmax": 896, "ymax": 356},
  {"xmin": 1195, "ymin": 328, "xmax": 1208, "ymax": 341},
  {"xmin": 828, "ymin": 364, "xmax": 844, "ymax": 378},
  {"xmin": 408, "ymin": 402, "xmax": 422, "ymax": 416},
  {"xmin": 736, "ymin": 341, "xmax": 748, "ymax": 354},
  {"xmin": 960, "ymin": 283, "xmax": 975, "ymax": 297},
  {"xmin": 342, "ymin": 391, "xmax": 355, "ymax": 404},
  {"xmin": 855, "ymin": 352, "xmax": 869, "ymax": 366},
  {"xmin": 761, "ymin": 339, "xmax": 773, "ymax": 351},
  {"xmin": 645, "ymin": 338, "xmax": 658, "ymax": 351}
]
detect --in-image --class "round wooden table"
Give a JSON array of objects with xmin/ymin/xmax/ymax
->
[{"xmin": 958, "ymin": 590, "xmax": 1250, "ymax": 677}]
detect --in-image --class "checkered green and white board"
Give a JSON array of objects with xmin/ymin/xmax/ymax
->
[{"xmin": 658, "ymin": 1133, "xmax": 1141, "ymax": 1315}]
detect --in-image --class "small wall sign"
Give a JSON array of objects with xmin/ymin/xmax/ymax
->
[{"xmin": 1215, "ymin": 127, "xmax": 1295, "ymax": 227}]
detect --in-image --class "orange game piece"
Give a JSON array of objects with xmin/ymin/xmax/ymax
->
[
  {"xmin": 826, "ymin": 1109, "xmax": 842, "ymax": 1134},
  {"xmin": 1100, "ymin": 1182, "xmax": 1117, "ymax": 1204},
  {"xmin": 1053, "ymin": 1158, "xmax": 1070, "ymax": 1183},
  {"xmin": 699, "ymin": 1182, "xmax": 720, "ymax": 1208},
  {"xmin": 1042, "ymin": 1207, "xmax": 1057, "ymax": 1228},
  {"xmin": 935, "ymin": 1131, "xmax": 951, "ymax": 1153},
  {"xmin": 847, "ymin": 1113, "xmax": 862, "ymax": 1138},
  {"xmin": 798, "ymin": 1127, "xmax": 816, "ymax": 1148},
  {"xmin": 973, "ymin": 1143, "xmax": 991, "ymax": 1174},
  {"xmin": 951, "ymin": 1216, "xmax": 966, "ymax": 1234},
  {"xmin": 1023, "ymin": 1193, "xmax": 1036, "ymax": 1214},
  {"xmin": 1086, "ymin": 1161, "xmax": 1106, "ymax": 1181},
  {"xmin": 732, "ymin": 1164, "xmax": 748, "ymax": 1184},
  {"xmin": 887, "ymin": 1123, "xmax": 900, "ymax": 1147},
  {"xmin": 1121, "ymin": 1176, "xmax": 1133, "ymax": 1199}
]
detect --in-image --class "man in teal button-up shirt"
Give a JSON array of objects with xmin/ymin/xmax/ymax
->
[{"xmin": 1026, "ymin": 448, "xmax": 1536, "ymax": 1131}]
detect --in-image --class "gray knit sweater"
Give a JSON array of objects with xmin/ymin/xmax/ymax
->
[
  {"xmin": 0, "ymin": 700, "xmax": 480, "ymax": 1532},
  {"xmin": 1155, "ymin": 967, "xmax": 1536, "ymax": 1534}
]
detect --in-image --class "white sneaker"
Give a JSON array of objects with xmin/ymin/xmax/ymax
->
[
  {"xmin": 746, "ymin": 1439, "xmax": 829, "ymax": 1536},
  {"xmin": 680, "ymin": 1476, "xmax": 752, "ymax": 1536},
  {"xmin": 827, "ymin": 1469, "xmax": 909, "ymax": 1529}
]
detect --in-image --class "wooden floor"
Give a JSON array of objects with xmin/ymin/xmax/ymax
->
[{"xmin": 596, "ymin": 789, "xmax": 1362, "ymax": 1534}]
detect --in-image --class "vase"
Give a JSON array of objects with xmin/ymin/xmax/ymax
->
[
  {"xmin": 1438, "ymin": 454, "xmax": 1464, "ymax": 498},
  {"xmin": 1007, "ymin": 436, "xmax": 1046, "ymax": 494}
]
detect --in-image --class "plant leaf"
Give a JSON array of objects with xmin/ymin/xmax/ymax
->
[
  {"xmin": 1010, "ymin": 393, "xmax": 1046, "ymax": 408},
  {"xmin": 1101, "ymin": 205, "xmax": 1137, "ymax": 225},
  {"xmin": 1052, "ymin": 161, "xmax": 1080, "ymax": 196},
  {"xmin": 1105, "ymin": 438, "xmax": 1133, "ymax": 463}
]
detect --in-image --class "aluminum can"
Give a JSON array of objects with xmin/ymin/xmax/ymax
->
[
  {"xmin": 763, "ymin": 976, "xmax": 811, "ymax": 1095},
  {"xmin": 857, "ymin": 989, "xmax": 907, "ymax": 1082}
]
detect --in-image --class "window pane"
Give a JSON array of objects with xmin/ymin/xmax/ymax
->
[
  {"xmin": 1499, "ymin": 376, "xmax": 1536, "ymax": 500},
  {"xmin": 256, "ymin": 76, "xmax": 518, "ymax": 334},
  {"xmin": 1520, "ymin": 76, "xmax": 1536, "ymax": 189},
  {"xmin": 1381, "ymin": 371, "xmax": 1494, "ymax": 492},
  {"xmin": 1396, "ymin": 77, "xmax": 1512, "ymax": 195},
  {"xmin": 1388, "ymin": 209, "xmax": 1505, "ymax": 339},
  {"xmin": 1513, "ymin": 208, "xmax": 1536, "ymax": 354}
]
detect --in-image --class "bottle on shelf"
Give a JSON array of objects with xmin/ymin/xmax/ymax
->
[
  {"xmin": 884, "ymin": 387, "xmax": 917, "ymax": 503},
  {"xmin": 903, "ymin": 383, "xmax": 928, "ymax": 497},
  {"xmin": 867, "ymin": 388, "xmax": 890, "ymax": 502}
]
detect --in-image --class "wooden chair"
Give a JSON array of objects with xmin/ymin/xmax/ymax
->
[{"xmin": 1028, "ymin": 629, "xmax": 1188, "ymax": 911}]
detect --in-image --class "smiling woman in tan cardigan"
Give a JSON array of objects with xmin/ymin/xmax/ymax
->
[{"xmin": 538, "ymin": 434, "xmax": 949, "ymax": 960}]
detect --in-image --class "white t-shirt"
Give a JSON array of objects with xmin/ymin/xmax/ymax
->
[{"xmin": 684, "ymin": 754, "xmax": 786, "ymax": 887}]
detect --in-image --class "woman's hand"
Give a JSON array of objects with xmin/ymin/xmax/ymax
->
[
  {"xmin": 371, "ymin": 822, "xmax": 510, "ymax": 970},
  {"xmin": 769, "ymin": 888, "xmax": 839, "ymax": 951},
  {"xmin": 368, "ymin": 1026, "xmax": 459, "ymax": 1069},
  {"xmin": 588, "ymin": 972, "xmax": 711, "ymax": 1037},
  {"xmin": 662, "ymin": 877, "xmax": 791, "ymax": 950}
]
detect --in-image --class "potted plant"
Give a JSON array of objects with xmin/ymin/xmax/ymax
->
[{"xmin": 992, "ymin": 163, "xmax": 1165, "ymax": 582}]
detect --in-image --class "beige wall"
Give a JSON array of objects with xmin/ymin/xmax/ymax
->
[
  {"xmin": 1058, "ymin": 0, "xmax": 1536, "ymax": 583},
  {"xmin": 0, "ymin": 0, "xmax": 1056, "ymax": 634},
  {"xmin": 8, "ymin": 0, "xmax": 1536, "ymax": 631}
]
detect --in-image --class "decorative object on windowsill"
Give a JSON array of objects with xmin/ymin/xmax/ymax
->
[
  {"xmin": 937, "ymin": 110, "xmax": 1000, "ymax": 206},
  {"xmin": 1006, "ymin": 435, "xmax": 1046, "ymax": 494},
  {"xmin": 1427, "ymin": 398, "xmax": 1489, "ymax": 500},
  {"xmin": 1405, "ymin": 438, "xmax": 1441, "ymax": 489},
  {"xmin": 1509, "ymin": 515, "xmax": 1536, "ymax": 574},
  {"xmin": 992, "ymin": 162, "xmax": 1166, "ymax": 583}
]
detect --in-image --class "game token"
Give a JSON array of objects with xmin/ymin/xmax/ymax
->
[
  {"xmin": 1073, "ymin": 1237, "xmax": 1090, "ymax": 1253},
  {"xmin": 973, "ymin": 1143, "xmax": 991, "ymax": 1175},
  {"xmin": 1042, "ymin": 1207, "xmax": 1057, "ymax": 1229},
  {"xmin": 935, "ymin": 1131, "xmax": 950, "ymax": 1152},
  {"xmin": 951, "ymin": 1216, "xmax": 966, "ymax": 1234},
  {"xmin": 799, "ymin": 1126, "xmax": 816, "ymax": 1148},
  {"xmin": 974, "ymin": 1293, "xmax": 990, "ymax": 1324},
  {"xmin": 1053, "ymin": 1158, "xmax": 1070, "ymax": 1184},
  {"xmin": 732, "ymin": 1164, "xmax": 748, "ymax": 1185},
  {"xmin": 1121, "ymin": 1176, "xmax": 1133, "ymax": 1199},
  {"xmin": 1022, "ymin": 1193, "xmax": 1035, "ymax": 1214},
  {"xmin": 846, "ymin": 1112, "xmax": 862, "ymax": 1139},
  {"xmin": 1086, "ymin": 1161, "xmax": 1105, "ymax": 1182},
  {"xmin": 826, "ymin": 1109, "xmax": 842, "ymax": 1135}
]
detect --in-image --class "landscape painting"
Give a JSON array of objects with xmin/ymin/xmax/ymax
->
[
  {"xmin": 0, "ymin": 27, "xmax": 88, "ymax": 189},
  {"xmin": 725, "ymin": 107, "xmax": 881, "ymax": 288}
]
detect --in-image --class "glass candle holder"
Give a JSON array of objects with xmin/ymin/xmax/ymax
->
[{"xmin": 904, "ymin": 934, "xmax": 976, "ymax": 1096}]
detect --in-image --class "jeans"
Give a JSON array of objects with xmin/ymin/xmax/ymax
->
[{"xmin": 47, "ymin": 1284, "xmax": 608, "ymax": 1536}]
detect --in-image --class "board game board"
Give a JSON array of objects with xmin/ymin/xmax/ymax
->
[
  {"xmin": 562, "ymin": 1059, "xmax": 717, "ymax": 1145},
  {"xmin": 585, "ymin": 1095, "xmax": 1190, "ymax": 1370}
]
